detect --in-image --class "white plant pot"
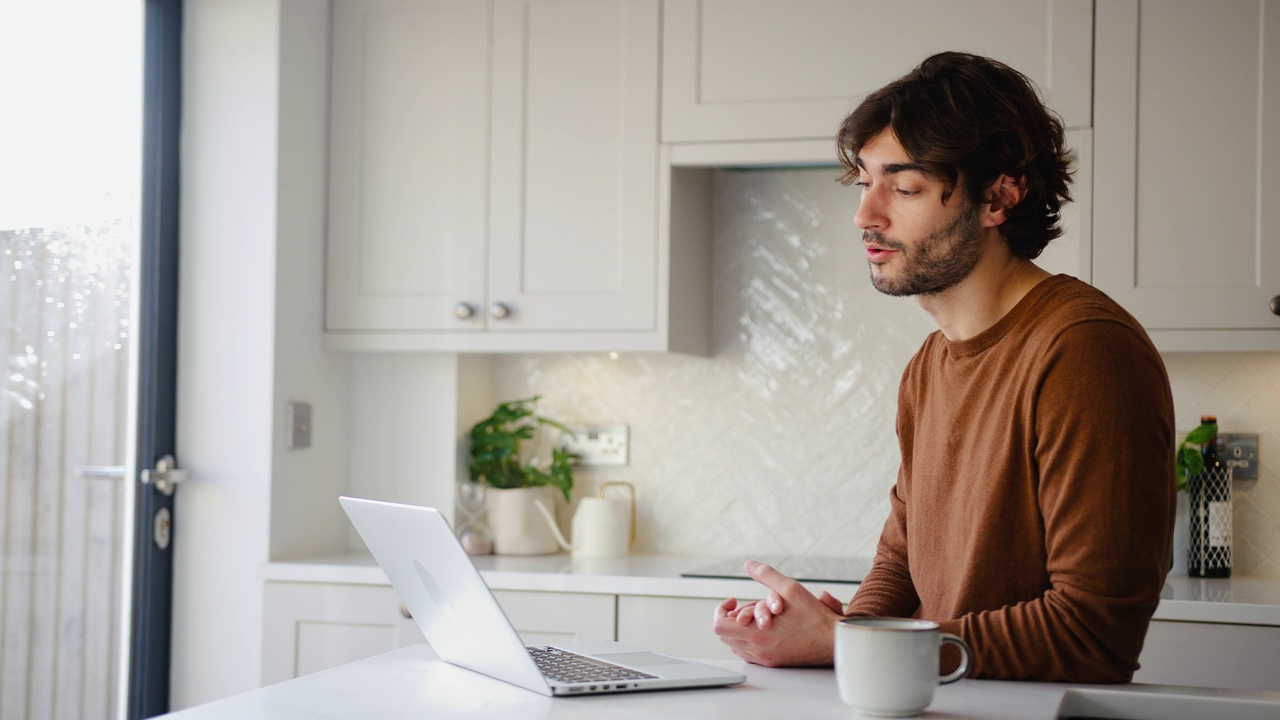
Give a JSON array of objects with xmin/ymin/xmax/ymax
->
[{"xmin": 486, "ymin": 486, "xmax": 562, "ymax": 555}]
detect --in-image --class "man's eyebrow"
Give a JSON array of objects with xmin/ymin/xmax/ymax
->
[
  {"xmin": 852, "ymin": 156, "xmax": 930, "ymax": 176},
  {"xmin": 884, "ymin": 162, "xmax": 929, "ymax": 175}
]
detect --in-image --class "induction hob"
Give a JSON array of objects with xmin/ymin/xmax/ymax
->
[{"xmin": 680, "ymin": 556, "xmax": 871, "ymax": 584}]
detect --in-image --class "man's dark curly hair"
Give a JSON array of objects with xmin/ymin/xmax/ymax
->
[{"xmin": 836, "ymin": 51, "xmax": 1073, "ymax": 260}]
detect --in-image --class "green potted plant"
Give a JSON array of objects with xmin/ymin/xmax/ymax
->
[{"xmin": 467, "ymin": 396, "xmax": 577, "ymax": 554}]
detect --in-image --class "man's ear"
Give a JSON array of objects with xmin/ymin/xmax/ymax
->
[{"xmin": 982, "ymin": 174, "xmax": 1027, "ymax": 227}]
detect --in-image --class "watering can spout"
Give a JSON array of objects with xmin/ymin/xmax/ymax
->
[{"xmin": 533, "ymin": 498, "xmax": 575, "ymax": 552}]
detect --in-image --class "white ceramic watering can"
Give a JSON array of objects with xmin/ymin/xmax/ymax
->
[{"xmin": 534, "ymin": 481, "xmax": 636, "ymax": 558}]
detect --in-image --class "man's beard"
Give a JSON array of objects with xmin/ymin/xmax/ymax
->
[{"xmin": 865, "ymin": 200, "xmax": 983, "ymax": 297}]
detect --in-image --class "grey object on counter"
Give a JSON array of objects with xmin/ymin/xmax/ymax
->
[{"xmin": 680, "ymin": 556, "xmax": 871, "ymax": 584}]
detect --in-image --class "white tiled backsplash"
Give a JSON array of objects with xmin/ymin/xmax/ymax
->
[{"xmin": 491, "ymin": 169, "xmax": 1280, "ymax": 578}]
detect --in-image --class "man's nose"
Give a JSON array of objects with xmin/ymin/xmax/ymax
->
[{"xmin": 854, "ymin": 188, "xmax": 884, "ymax": 231}]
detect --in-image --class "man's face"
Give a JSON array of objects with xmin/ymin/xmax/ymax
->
[{"xmin": 852, "ymin": 129, "xmax": 983, "ymax": 297}]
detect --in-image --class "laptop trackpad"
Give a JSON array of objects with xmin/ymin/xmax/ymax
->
[{"xmin": 597, "ymin": 651, "xmax": 691, "ymax": 668}]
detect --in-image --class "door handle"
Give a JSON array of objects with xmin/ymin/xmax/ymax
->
[{"xmin": 141, "ymin": 454, "xmax": 188, "ymax": 496}]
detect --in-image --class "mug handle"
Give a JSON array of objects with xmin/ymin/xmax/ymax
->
[{"xmin": 938, "ymin": 633, "xmax": 972, "ymax": 685}]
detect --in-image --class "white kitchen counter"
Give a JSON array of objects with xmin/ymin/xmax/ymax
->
[
  {"xmin": 161, "ymin": 643, "xmax": 1280, "ymax": 720},
  {"xmin": 261, "ymin": 552, "xmax": 1280, "ymax": 627},
  {"xmin": 261, "ymin": 552, "xmax": 863, "ymax": 601}
]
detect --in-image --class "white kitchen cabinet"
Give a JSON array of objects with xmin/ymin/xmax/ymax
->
[
  {"xmin": 1093, "ymin": 0, "xmax": 1280, "ymax": 351},
  {"xmin": 325, "ymin": 0, "xmax": 489, "ymax": 335},
  {"xmin": 261, "ymin": 582, "xmax": 425, "ymax": 686},
  {"xmin": 661, "ymin": 0, "xmax": 1094, "ymax": 148},
  {"xmin": 325, "ymin": 0, "xmax": 705, "ymax": 353},
  {"xmin": 1135, "ymin": 619, "xmax": 1280, "ymax": 691},
  {"xmin": 617, "ymin": 598, "xmax": 1280, "ymax": 689},
  {"xmin": 1037, "ymin": 129, "xmax": 1093, "ymax": 282},
  {"xmin": 617, "ymin": 595, "xmax": 741, "ymax": 662},
  {"xmin": 490, "ymin": 589, "xmax": 617, "ymax": 646},
  {"xmin": 261, "ymin": 582, "xmax": 616, "ymax": 685}
]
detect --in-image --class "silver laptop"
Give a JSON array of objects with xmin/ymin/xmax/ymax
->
[{"xmin": 339, "ymin": 496, "xmax": 746, "ymax": 696}]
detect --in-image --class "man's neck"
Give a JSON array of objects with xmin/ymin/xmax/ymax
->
[{"xmin": 916, "ymin": 234, "xmax": 1051, "ymax": 342}]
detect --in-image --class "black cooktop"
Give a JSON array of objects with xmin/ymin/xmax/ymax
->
[{"xmin": 681, "ymin": 556, "xmax": 871, "ymax": 584}]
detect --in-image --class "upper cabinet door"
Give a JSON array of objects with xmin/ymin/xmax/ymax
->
[
  {"xmin": 661, "ymin": 0, "xmax": 1094, "ymax": 144},
  {"xmin": 1093, "ymin": 0, "xmax": 1280, "ymax": 339},
  {"xmin": 326, "ymin": 0, "xmax": 490, "ymax": 332},
  {"xmin": 488, "ymin": 0, "xmax": 661, "ymax": 332}
]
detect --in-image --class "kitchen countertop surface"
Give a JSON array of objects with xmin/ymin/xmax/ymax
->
[
  {"xmin": 159, "ymin": 643, "xmax": 1280, "ymax": 719},
  {"xmin": 261, "ymin": 552, "xmax": 1280, "ymax": 626}
]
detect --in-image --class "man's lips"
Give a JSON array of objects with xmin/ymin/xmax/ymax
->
[
  {"xmin": 865, "ymin": 244, "xmax": 898, "ymax": 262},
  {"xmin": 863, "ymin": 232, "xmax": 901, "ymax": 263}
]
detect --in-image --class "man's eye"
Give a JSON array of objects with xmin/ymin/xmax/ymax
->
[
  {"xmin": 896, "ymin": 187, "xmax": 919, "ymax": 197},
  {"xmin": 853, "ymin": 179, "xmax": 870, "ymax": 188}
]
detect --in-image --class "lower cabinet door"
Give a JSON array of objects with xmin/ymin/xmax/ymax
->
[
  {"xmin": 617, "ymin": 595, "xmax": 745, "ymax": 662},
  {"xmin": 261, "ymin": 583, "xmax": 619, "ymax": 685},
  {"xmin": 261, "ymin": 582, "xmax": 425, "ymax": 686},
  {"xmin": 490, "ymin": 589, "xmax": 617, "ymax": 646},
  {"xmin": 1135, "ymin": 620, "xmax": 1280, "ymax": 691}
]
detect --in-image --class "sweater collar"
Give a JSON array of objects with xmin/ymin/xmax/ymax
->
[{"xmin": 942, "ymin": 274, "xmax": 1071, "ymax": 358}]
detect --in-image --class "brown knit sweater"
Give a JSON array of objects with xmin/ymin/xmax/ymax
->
[{"xmin": 846, "ymin": 275, "xmax": 1176, "ymax": 682}]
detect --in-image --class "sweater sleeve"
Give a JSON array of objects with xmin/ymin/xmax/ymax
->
[
  {"xmin": 845, "ymin": 478, "xmax": 922, "ymax": 618},
  {"xmin": 939, "ymin": 320, "xmax": 1177, "ymax": 682},
  {"xmin": 845, "ymin": 354, "xmax": 924, "ymax": 619}
]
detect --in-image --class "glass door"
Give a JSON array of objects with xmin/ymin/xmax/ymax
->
[{"xmin": 0, "ymin": 1, "xmax": 180, "ymax": 718}]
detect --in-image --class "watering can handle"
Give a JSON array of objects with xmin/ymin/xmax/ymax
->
[
  {"xmin": 597, "ymin": 481, "xmax": 636, "ymax": 548},
  {"xmin": 532, "ymin": 499, "xmax": 574, "ymax": 552}
]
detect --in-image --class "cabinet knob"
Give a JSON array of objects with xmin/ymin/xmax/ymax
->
[
  {"xmin": 490, "ymin": 302, "xmax": 512, "ymax": 320},
  {"xmin": 1272, "ymin": 295, "xmax": 1280, "ymax": 316},
  {"xmin": 453, "ymin": 302, "xmax": 476, "ymax": 320}
]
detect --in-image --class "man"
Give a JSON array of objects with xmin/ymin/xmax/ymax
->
[{"xmin": 713, "ymin": 52, "xmax": 1176, "ymax": 683}]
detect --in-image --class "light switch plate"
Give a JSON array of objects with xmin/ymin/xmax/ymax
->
[
  {"xmin": 561, "ymin": 423, "xmax": 628, "ymax": 466},
  {"xmin": 1220, "ymin": 433, "xmax": 1259, "ymax": 480},
  {"xmin": 286, "ymin": 401, "xmax": 312, "ymax": 449}
]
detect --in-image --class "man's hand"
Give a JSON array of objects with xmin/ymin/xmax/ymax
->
[{"xmin": 712, "ymin": 560, "xmax": 846, "ymax": 667}]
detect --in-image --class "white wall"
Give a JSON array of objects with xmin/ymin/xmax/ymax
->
[
  {"xmin": 344, "ymin": 354, "xmax": 463, "ymax": 549},
  {"xmin": 174, "ymin": 0, "xmax": 284, "ymax": 709},
  {"xmin": 175, "ymin": 4, "xmax": 471, "ymax": 707},
  {"xmin": 268, "ymin": 0, "xmax": 352, "ymax": 563}
]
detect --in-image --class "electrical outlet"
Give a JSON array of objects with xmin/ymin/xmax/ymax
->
[
  {"xmin": 1221, "ymin": 433, "xmax": 1259, "ymax": 480},
  {"xmin": 286, "ymin": 401, "xmax": 312, "ymax": 449},
  {"xmin": 561, "ymin": 424, "xmax": 628, "ymax": 466}
]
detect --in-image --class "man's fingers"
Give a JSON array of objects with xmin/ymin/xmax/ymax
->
[
  {"xmin": 715, "ymin": 597, "xmax": 738, "ymax": 622},
  {"xmin": 745, "ymin": 560, "xmax": 811, "ymax": 604},
  {"xmin": 767, "ymin": 590, "xmax": 784, "ymax": 614},
  {"xmin": 818, "ymin": 591, "xmax": 843, "ymax": 614},
  {"xmin": 753, "ymin": 599, "xmax": 776, "ymax": 629}
]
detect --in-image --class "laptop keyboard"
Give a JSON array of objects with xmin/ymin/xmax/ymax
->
[{"xmin": 527, "ymin": 646, "xmax": 657, "ymax": 684}]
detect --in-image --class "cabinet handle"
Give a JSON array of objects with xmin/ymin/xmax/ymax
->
[
  {"xmin": 453, "ymin": 302, "xmax": 476, "ymax": 320},
  {"xmin": 399, "ymin": 604, "xmax": 412, "ymax": 619},
  {"xmin": 490, "ymin": 302, "xmax": 512, "ymax": 320},
  {"xmin": 1272, "ymin": 295, "xmax": 1280, "ymax": 316}
]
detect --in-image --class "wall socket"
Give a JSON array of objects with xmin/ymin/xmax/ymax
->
[
  {"xmin": 561, "ymin": 423, "xmax": 629, "ymax": 466},
  {"xmin": 286, "ymin": 401, "xmax": 312, "ymax": 449},
  {"xmin": 1220, "ymin": 432, "xmax": 1259, "ymax": 480}
]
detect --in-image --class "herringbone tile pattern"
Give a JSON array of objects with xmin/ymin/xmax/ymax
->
[{"xmin": 494, "ymin": 169, "xmax": 934, "ymax": 558}]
